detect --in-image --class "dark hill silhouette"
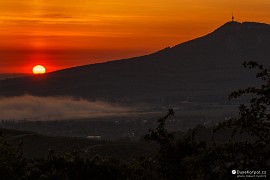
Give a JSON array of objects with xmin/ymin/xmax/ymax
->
[{"xmin": 0, "ymin": 21, "xmax": 269, "ymax": 104}]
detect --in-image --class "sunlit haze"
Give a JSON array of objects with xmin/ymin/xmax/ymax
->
[{"xmin": 0, "ymin": 0, "xmax": 270, "ymax": 73}]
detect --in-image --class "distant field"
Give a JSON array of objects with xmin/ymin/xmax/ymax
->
[{"xmin": 0, "ymin": 128, "xmax": 158, "ymax": 160}]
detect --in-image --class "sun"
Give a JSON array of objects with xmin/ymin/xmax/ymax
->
[{"xmin": 32, "ymin": 65, "xmax": 46, "ymax": 74}]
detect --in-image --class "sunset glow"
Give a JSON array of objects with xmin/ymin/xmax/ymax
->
[{"xmin": 0, "ymin": 0, "xmax": 270, "ymax": 73}]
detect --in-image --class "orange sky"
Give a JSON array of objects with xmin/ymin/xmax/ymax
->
[{"xmin": 0, "ymin": 0, "xmax": 270, "ymax": 73}]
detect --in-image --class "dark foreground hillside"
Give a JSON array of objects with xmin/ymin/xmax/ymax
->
[
  {"xmin": 1, "ymin": 61, "xmax": 269, "ymax": 179},
  {"xmin": 0, "ymin": 110, "xmax": 268, "ymax": 179}
]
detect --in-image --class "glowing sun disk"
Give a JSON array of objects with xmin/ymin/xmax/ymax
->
[{"xmin": 33, "ymin": 65, "xmax": 46, "ymax": 74}]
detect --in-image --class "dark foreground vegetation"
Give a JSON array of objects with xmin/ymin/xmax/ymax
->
[{"xmin": 1, "ymin": 61, "xmax": 270, "ymax": 179}]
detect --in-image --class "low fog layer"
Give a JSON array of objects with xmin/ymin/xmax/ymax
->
[{"xmin": 0, "ymin": 95, "xmax": 132, "ymax": 121}]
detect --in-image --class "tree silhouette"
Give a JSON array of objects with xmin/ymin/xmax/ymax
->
[
  {"xmin": 0, "ymin": 133, "xmax": 26, "ymax": 179},
  {"xmin": 144, "ymin": 109, "xmax": 175, "ymax": 153},
  {"xmin": 215, "ymin": 61, "xmax": 270, "ymax": 170},
  {"xmin": 144, "ymin": 109, "xmax": 211, "ymax": 179},
  {"xmin": 218, "ymin": 61, "xmax": 270, "ymax": 145}
]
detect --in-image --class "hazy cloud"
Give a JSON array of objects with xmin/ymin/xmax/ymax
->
[
  {"xmin": 40, "ymin": 14, "xmax": 73, "ymax": 19},
  {"xmin": 0, "ymin": 95, "xmax": 132, "ymax": 121}
]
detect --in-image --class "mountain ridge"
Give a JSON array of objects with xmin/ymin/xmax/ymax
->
[{"xmin": 0, "ymin": 21, "xmax": 269, "ymax": 104}]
